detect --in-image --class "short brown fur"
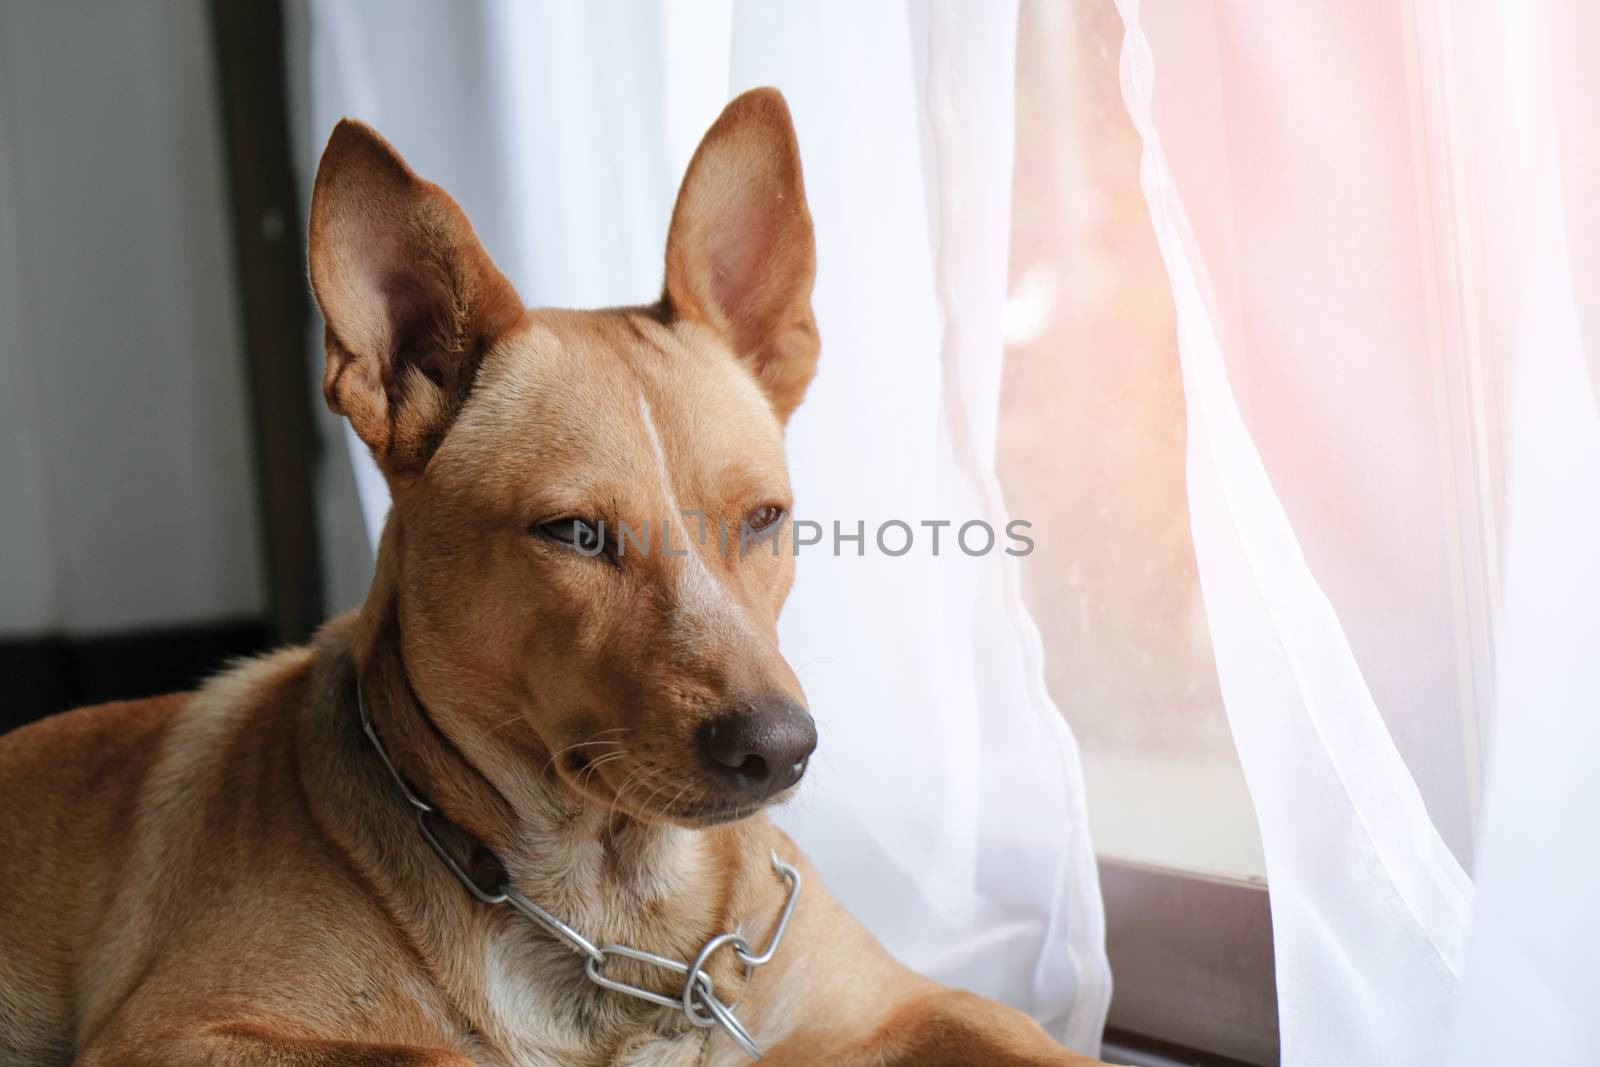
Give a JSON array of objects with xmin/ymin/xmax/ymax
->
[{"xmin": 0, "ymin": 88, "xmax": 1105, "ymax": 1067}]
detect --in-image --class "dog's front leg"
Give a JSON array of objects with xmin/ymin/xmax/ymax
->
[
  {"xmin": 74, "ymin": 1024, "xmax": 475, "ymax": 1067},
  {"xmin": 720, "ymin": 850, "xmax": 1108, "ymax": 1067},
  {"xmin": 749, "ymin": 987, "xmax": 1105, "ymax": 1067},
  {"xmin": 848, "ymin": 988, "xmax": 1106, "ymax": 1067}
]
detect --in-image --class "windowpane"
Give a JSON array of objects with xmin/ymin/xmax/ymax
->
[{"xmin": 999, "ymin": 0, "xmax": 1265, "ymax": 882}]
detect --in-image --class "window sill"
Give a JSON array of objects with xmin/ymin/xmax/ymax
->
[{"xmin": 1100, "ymin": 859, "xmax": 1279, "ymax": 1066}]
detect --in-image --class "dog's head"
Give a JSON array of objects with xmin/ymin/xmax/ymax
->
[{"xmin": 310, "ymin": 90, "xmax": 818, "ymax": 827}]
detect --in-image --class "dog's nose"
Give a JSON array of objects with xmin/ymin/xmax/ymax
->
[{"xmin": 698, "ymin": 698, "xmax": 817, "ymax": 799}]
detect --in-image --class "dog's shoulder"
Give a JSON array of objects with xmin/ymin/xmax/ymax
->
[
  {"xmin": 0, "ymin": 687, "xmax": 189, "ymax": 1061},
  {"xmin": 0, "ymin": 644, "xmax": 316, "ymax": 797},
  {"xmin": 0, "ymin": 688, "xmax": 187, "ymax": 804}
]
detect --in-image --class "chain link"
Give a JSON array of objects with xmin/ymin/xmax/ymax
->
[{"xmin": 358, "ymin": 683, "xmax": 799, "ymax": 1060}]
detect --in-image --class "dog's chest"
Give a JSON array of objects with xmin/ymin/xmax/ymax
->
[
  {"xmin": 460, "ymin": 915, "xmax": 708, "ymax": 1067},
  {"xmin": 437, "ymin": 813, "xmax": 731, "ymax": 1066}
]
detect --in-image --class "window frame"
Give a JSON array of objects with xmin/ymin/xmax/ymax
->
[{"xmin": 1100, "ymin": 860, "xmax": 1279, "ymax": 1066}]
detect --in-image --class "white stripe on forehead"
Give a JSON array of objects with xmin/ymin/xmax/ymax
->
[
  {"xmin": 634, "ymin": 390, "xmax": 753, "ymax": 646},
  {"xmin": 635, "ymin": 389, "xmax": 676, "ymax": 505}
]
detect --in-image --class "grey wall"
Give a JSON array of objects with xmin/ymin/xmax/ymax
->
[{"xmin": 0, "ymin": 0, "xmax": 266, "ymax": 636}]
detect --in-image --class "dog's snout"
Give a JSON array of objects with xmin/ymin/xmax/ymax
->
[{"xmin": 698, "ymin": 698, "xmax": 817, "ymax": 799}]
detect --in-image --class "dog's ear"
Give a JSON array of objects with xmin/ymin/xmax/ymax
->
[
  {"xmin": 663, "ymin": 88, "xmax": 818, "ymax": 423},
  {"xmin": 308, "ymin": 120, "xmax": 522, "ymax": 475}
]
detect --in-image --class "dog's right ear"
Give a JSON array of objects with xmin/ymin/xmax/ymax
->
[
  {"xmin": 308, "ymin": 120, "xmax": 521, "ymax": 476},
  {"xmin": 663, "ymin": 88, "xmax": 817, "ymax": 424}
]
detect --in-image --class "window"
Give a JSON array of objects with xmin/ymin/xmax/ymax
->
[{"xmin": 999, "ymin": 2, "xmax": 1275, "ymax": 1062}]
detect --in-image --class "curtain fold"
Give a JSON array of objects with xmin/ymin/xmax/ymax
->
[
  {"xmin": 1449, "ymin": 5, "xmax": 1600, "ymax": 1063},
  {"xmin": 292, "ymin": 0, "xmax": 1109, "ymax": 1053},
  {"xmin": 1115, "ymin": 10, "xmax": 1471, "ymax": 1063},
  {"xmin": 1117, "ymin": 1, "xmax": 1599, "ymax": 1063}
]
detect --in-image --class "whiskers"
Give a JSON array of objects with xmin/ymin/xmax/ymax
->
[
  {"xmin": 607, "ymin": 760, "xmax": 726, "ymax": 824},
  {"xmin": 519, "ymin": 726, "xmax": 737, "ymax": 825},
  {"xmin": 471, "ymin": 716, "xmax": 754, "ymax": 825},
  {"xmin": 482, "ymin": 710, "xmax": 535, "ymax": 738},
  {"xmin": 539, "ymin": 727, "xmax": 632, "ymax": 779},
  {"xmin": 575, "ymin": 749, "xmax": 627, "ymax": 790},
  {"xmin": 608, "ymin": 762, "xmax": 667, "ymax": 815}
]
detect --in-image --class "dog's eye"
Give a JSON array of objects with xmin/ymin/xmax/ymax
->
[
  {"xmin": 535, "ymin": 517, "xmax": 608, "ymax": 557},
  {"xmin": 746, "ymin": 505, "xmax": 786, "ymax": 533}
]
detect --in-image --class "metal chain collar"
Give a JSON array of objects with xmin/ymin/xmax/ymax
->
[{"xmin": 356, "ymin": 682, "xmax": 801, "ymax": 1061}]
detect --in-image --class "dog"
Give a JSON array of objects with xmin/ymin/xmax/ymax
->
[{"xmin": 0, "ymin": 88, "xmax": 1105, "ymax": 1067}]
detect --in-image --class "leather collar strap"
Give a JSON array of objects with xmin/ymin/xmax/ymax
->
[{"xmin": 355, "ymin": 679, "xmax": 801, "ymax": 1061}]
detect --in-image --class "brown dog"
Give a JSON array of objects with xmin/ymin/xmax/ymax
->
[{"xmin": 0, "ymin": 88, "xmax": 1104, "ymax": 1067}]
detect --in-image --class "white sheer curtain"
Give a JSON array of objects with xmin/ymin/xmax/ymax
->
[
  {"xmin": 289, "ymin": 0, "xmax": 1109, "ymax": 1054},
  {"xmin": 1116, "ymin": 1, "xmax": 1600, "ymax": 1063}
]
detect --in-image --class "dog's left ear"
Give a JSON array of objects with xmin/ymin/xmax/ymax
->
[
  {"xmin": 308, "ymin": 120, "xmax": 523, "ymax": 477},
  {"xmin": 663, "ymin": 88, "xmax": 818, "ymax": 423}
]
